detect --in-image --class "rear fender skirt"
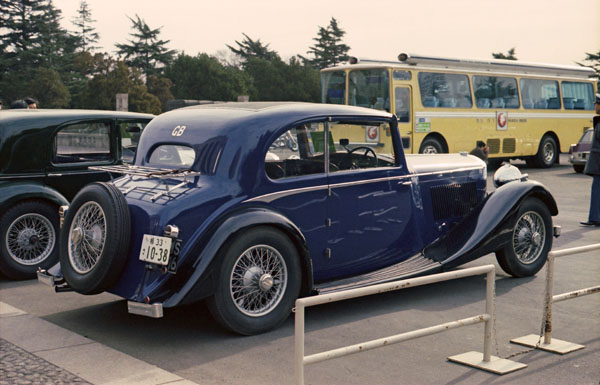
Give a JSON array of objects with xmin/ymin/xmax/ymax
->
[
  {"xmin": 163, "ymin": 207, "xmax": 312, "ymax": 307},
  {"xmin": 423, "ymin": 180, "xmax": 557, "ymax": 269}
]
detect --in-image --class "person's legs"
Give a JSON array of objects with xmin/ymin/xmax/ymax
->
[{"xmin": 588, "ymin": 175, "xmax": 600, "ymax": 223}]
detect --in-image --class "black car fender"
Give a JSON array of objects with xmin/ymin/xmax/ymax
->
[
  {"xmin": 0, "ymin": 181, "xmax": 69, "ymax": 214},
  {"xmin": 164, "ymin": 206, "xmax": 313, "ymax": 307},
  {"xmin": 423, "ymin": 180, "xmax": 557, "ymax": 269}
]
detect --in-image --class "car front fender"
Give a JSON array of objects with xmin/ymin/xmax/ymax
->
[
  {"xmin": 163, "ymin": 207, "xmax": 312, "ymax": 307},
  {"xmin": 423, "ymin": 180, "xmax": 557, "ymax": 269},
  {"xmin": 0, "ymin": 181, "xmax": 69, "ymax": 214}
]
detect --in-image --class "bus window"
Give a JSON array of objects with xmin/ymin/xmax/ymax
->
[
  {"xmin": 520, "ymin": 79, "xmax": 560, "ymax": 109},
  {"xmin": 473, "ymin": 76, "xmax": 519, "ymax": 109},
  {"xmin": 321, "ymin": 71, "xmax": 346, "ymax": 104},
  {"xmin": 418, "ymin": 72, "xmax": 472, "ymax": 108},
  {"xmin": 393, "ymin": 70, "xmax": 411, "ymax": 81},
  {"xmin": 561, "ymin": 81, "xmax": 594, "ymax": 110},
  {"xmin": 395, "ymin": 87, "xmax": 410, "ymax": 122},
  {"xmin": 349, "ymin": 69, "xmax": 390, "ymax": 111}
]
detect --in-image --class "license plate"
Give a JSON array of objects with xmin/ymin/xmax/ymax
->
[{"xmin": 139, "ymin": 234, "xmax": 172, "ymax": 265}]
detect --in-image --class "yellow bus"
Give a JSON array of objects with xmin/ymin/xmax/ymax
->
[{"xmin": 320, "ymin": 53, "xmax": 597, "ymax": 167}]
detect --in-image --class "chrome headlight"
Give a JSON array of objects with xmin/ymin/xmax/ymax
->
[{"xmin": 493, "ymin": 164, "xmax": 527, "ymax": 188}]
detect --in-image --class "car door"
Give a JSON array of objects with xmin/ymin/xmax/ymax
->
[{"xmin": 320, "ymin": 118, "xmax": 418, "ymax": 282}]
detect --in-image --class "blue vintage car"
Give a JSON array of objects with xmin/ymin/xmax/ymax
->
[{"xmin": 39, "ymin": 102, "xmax": 558, "ymax": 335}]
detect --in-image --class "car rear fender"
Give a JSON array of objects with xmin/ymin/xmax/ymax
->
[
  {"xmin": 0, "ymin": 181, "xmax": 69, "ymax": 214},
  {"xmin": 164, "ymin": 207, "xmax": 313, "ymax": 306},
  {"xmin": 424, "ymin": 180, "xmax": 557, "ymax": 269}
]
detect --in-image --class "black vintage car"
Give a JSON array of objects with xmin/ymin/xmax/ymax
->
[{"xmin": 0, "ymin": 109, "xmax": 153, "ymax": 279}]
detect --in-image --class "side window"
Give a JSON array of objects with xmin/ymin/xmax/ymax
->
[
  {"xmin": 418, "ymin": 72, "xmax": 472, "ymax": 108},
  {"xmin": 54, "ymin": 121, "xmax": 111, "ymax": 164},
  {"xmin": 473, "ymin": 75, "xmax": 519, "ymax": 108},
  {"xmin": 265, "ymin": 123, "xmax": 326, "ymax": 180},
  {"xmin": 394, "ymin": 87, "xmax": 411, "ymax": 122},
  {"xmin": 561, "ymin": 81, "xmax": 594, "ymax": 110},
  {"xmin": 120, "ymin": 120, "xmax": 150, "ymax": 163},
  {"xmin": 328, "ymin": 121, "xmax": 396, "ymax": 173},
  {"xmin": 520, "ymin": 78, "xmax": 560, "ymax": 109}
]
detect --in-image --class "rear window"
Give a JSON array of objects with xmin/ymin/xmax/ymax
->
[{"xmin": 148, "ymin": 145, "xmax": 195, "ymax": 167}]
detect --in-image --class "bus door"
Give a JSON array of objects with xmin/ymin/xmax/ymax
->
[{"xmin": 394, "ymin": 86, "xmax": 412, "ymax": 153}]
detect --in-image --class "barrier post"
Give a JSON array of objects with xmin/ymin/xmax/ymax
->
[{"xmin": 511, "ymin": 243, "xmax": 600, "ymax": 354}]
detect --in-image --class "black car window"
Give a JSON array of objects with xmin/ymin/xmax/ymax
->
[
  {"xmin": 265, "ymin": 123, "xmax": 326, "ymax": 180},
  {"xmin": 54, "ymin": 121, "xmax": 111, "ymax": 163}
]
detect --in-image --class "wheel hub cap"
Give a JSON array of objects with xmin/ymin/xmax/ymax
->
[
  {"xmin": 71, "ymin": 227, "xmax": 83, "ymax": 244},
  {"xmin": 259, "ymin": 274, "xmax": 274, "ymax": 292},
  {"xmin": 17, "ymin": 229, "xmax": 37, "ymax": 250}
]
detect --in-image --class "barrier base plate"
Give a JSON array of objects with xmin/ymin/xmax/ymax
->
[
  {"xmin": 510, "ymin": 334, "xmax": 584, "ymax": 354},
  {"xmin": 448, "ymin": 351, "xmax": 527, "ymax": 375}
]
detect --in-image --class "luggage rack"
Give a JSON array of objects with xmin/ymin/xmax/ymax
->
[{"xmin": 89, "ymin": 165, "xmax": 202, "ymax": 202}]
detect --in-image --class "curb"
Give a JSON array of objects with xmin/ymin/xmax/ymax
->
[{"xmin": 0, "ymin": 302, "xmax": 197, "ymax": 385}]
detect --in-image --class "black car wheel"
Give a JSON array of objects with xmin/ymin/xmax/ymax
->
[
  {"xmin": 0, "ymin": 200, "xmax": 59, "ymax": 279},
  {"xmin": 419, "ymin": 138, "xmax": 444, "ymax": 154},
  {"xmin": 573, "ymin": 164, "xmax": 585, "ymax": 173},
  {"xmin": 59, "ymin": 182, "xmax": 131, "ymax": 294},
  {"xmin": 495, "ymin": 198, "xmax": 552, "ymax": 277},
  {"xmin": 208, "ymin": 227, "xmax": 301, "ymax": 335},
  {"xmin": 533, "ymin": 135, "xmax": 558, "ymax": 168}
]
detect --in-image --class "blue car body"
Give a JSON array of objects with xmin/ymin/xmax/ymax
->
[{"xmin": 42, "ymin": 102, "xmax": 557, "ymax": 334}]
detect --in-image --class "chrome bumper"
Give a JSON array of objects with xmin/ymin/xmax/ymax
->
[
  {"xmin": 37, "ymin": 269, "xmax": 71, "ymax": 292},
  {"xmin": 127, "ymin": 301, "xmax": 163, "ymax": 318}
]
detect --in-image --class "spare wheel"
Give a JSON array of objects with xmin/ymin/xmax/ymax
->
[{"xmin": 59, "ymin": 182, "xmax": 131, "ymax": 294}]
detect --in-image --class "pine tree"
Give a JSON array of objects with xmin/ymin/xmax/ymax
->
[
  {"xmin": 577, "ymin": 51, "xmax": 600, "ymax": 86},
  {"xmin": 306, "ymin": 17, "xmax": 350, "ymax": 69},
  {"xmin": 0, "ymin": 0, "xmax": 71, "ymax": 103},
  {"xmin": 492, "ymin": 48, "xmax": 517, "ymax": 60},
  {"xmin": 226, "ymin": 33, "xmax": 280, "ymax": 66},
  {"xmin": 115, "ymin": 15, "xmax": 176, "ymax": 78},
  {"xmin": 71, "ymin": 0, "xmax": 99, "ymax": 52}
]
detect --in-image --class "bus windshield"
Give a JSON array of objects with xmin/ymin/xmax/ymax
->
[
  {"xmin": 321, "ymin": 71, "xmax": 346, "ymax": 104},
  {"xmin": 349, "ymin": 69, "xmax": 390, "ymax": 112}
]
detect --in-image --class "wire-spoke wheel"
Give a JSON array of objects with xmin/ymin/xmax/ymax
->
[
  {"xmin": 512, "ymin": 211, "xmax": 545, "ymax": 265},
  {"xmin": 68, "ymin": 202, "xmax": 106, "ymax": 274},
  {"xmin": 209, "ymin": 227, "xmax": 301, "ymax": 335},
  {"xmin": 0, "ymin": 201, "xmax": 60, "ymax": 279},
  {"xmin": 230, "ymin": 245, "xmax": 288, "ymax": 317},
  {"xmin": 496, "ymin": 198, "xmax": 552, "ymax": 277},
  {"xmin": 59, "ymin": 182, "xmax": 131, "ymax": 295},
  {"xmin": 6, "ymin": 213, "xmax": 55, "ymax": 266}
]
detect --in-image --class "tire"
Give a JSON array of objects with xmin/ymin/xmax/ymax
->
[
  {"xmin": 533, "ymin": 135, "xmax": 558, "ymax": 168},
  {"xmin": 0, "ymin": 201, "xmax": 59, "ymax": 280},
  {"xmin": 419, "ymin": 138, "xmax": 444, "ymax": 154},
  {"xmin": 208, "ymin": 227, "xmax": 301, "ymax": 335},
  {"xmin": 59, "ymin": 182, "xmax": 131, "ymax": 294},
  {"xmin": 573, "ymin": 164, "xmax": 585, "ymax": 173},
  {"xmin": 495, "ymin": 198, "xmax": 552, "ymax": 277}
]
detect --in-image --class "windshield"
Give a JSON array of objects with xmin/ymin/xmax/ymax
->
[
  {"xmin": 321, "ymin": 71, "xmax": 346, "ymax": 104},
  {"xmin": 348, "ymin": 69, "xmax": 390, "ymax": 112}
]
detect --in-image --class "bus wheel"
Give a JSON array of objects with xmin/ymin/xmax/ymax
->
[
  {"xmin": 419, "ymin": 138, "xmax": 444, "ymax": 154},
  {"xmin": 533, "ymin": 135, "xmax": 557, "ymax": 168}
]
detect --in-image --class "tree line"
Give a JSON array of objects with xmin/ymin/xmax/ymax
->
[
  {"xmin": 0, "ymin": 0, "xmax": 350, "ymax": 113},
  {"xmin": 1, "ymin": 1, "xmax": 598, "ymax": 114}
]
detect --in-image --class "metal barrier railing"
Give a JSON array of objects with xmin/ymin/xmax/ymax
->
[
  {"xmin": 294, "ymin": 264, "xmax": 525, "ymax": 385},
  {"xmin": 511, "ymin": 243, "xmax": 600, "ymax": 354}
]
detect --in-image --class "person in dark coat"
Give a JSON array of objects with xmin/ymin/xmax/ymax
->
[
  {"xmin": 469, "ymin": 140, "xmax": 489, "ymax": 162},
  {"xmin": 580, "ymin": 93, "xmax": 600, "ymax": 226}
]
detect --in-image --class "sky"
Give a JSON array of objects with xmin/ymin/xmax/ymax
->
[{"xmin": 52, "ymin": 0, "xmax": 599, "ymax": 67}]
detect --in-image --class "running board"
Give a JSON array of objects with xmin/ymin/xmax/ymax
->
[{"xmin": 315, "ymin": 254, "xmax": 442, "ymax": 294}]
